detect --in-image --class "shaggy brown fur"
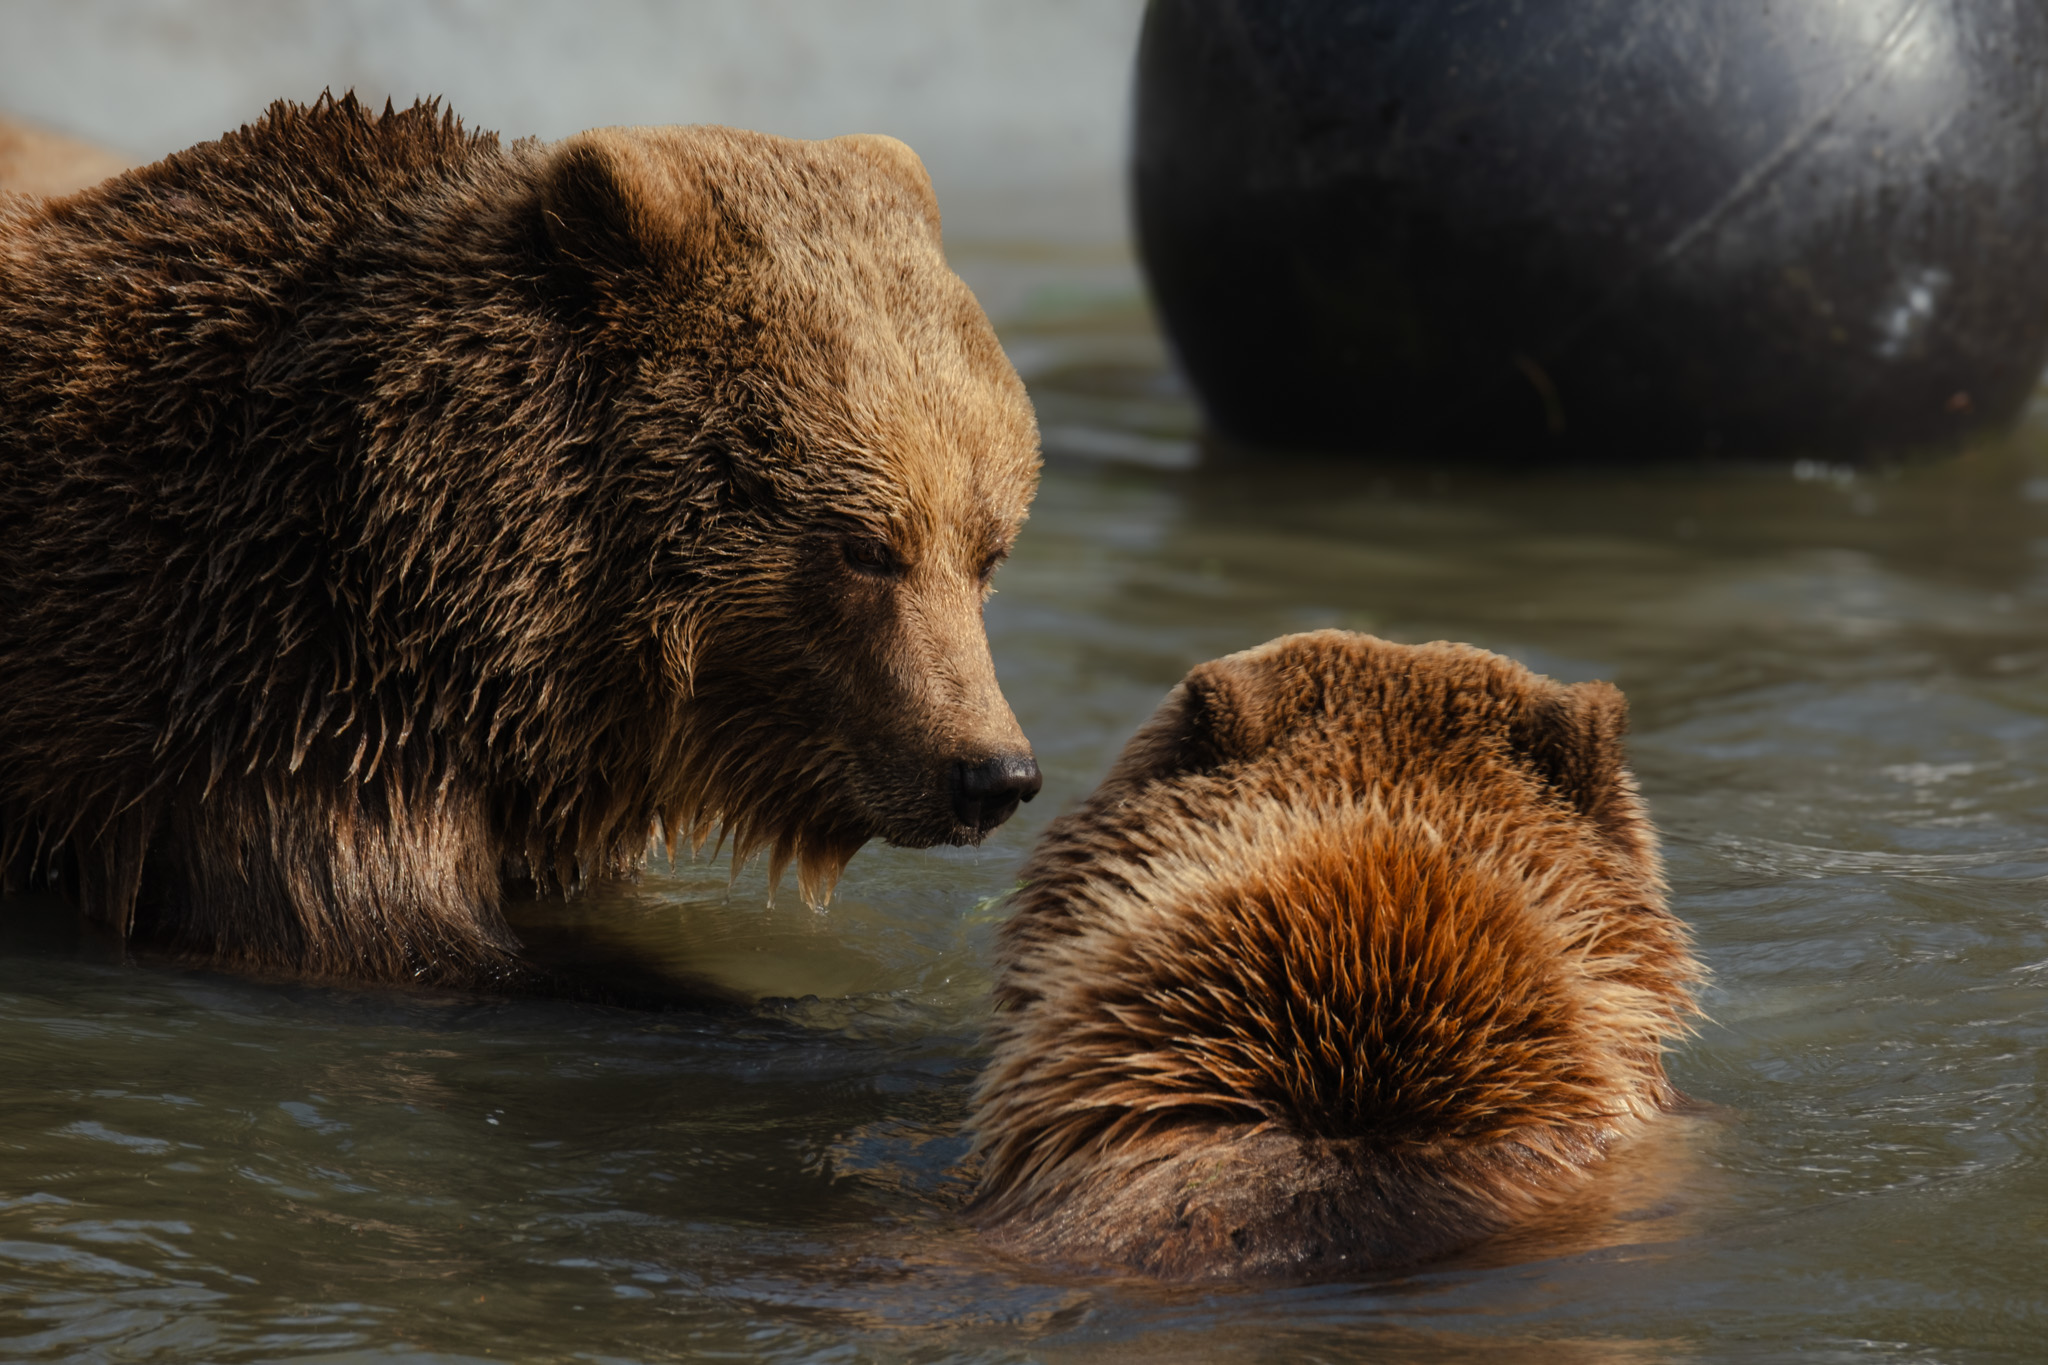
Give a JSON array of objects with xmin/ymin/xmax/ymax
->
[
  {"xmin": 0, "ymin": 115, "xmax": 129, "ymax": 198},
  {"xmin": 969, "ymin": 631, "xmax": 1701, "ymax": 1280},
  {"xmin": 0, "ymin": 94, "xmax": 1040, "ymax": 985}
]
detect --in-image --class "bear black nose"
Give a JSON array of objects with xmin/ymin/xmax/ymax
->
[{"xmin": 952, "ymin": 754, "xmax": 1043, "ymax": 833}]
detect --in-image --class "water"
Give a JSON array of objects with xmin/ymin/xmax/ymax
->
[{"xmin": 6, "ymin": 246, "xmax": 2048, "ymax": 1361}]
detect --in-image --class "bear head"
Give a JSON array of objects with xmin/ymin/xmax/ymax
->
[
  {"xmin": 530, "ymin": 125, "xmax": 1043, "ymax": 902},
  {"xmin": 971, "ymin": 631, "xmax": 1699, "ymax": 1278}
]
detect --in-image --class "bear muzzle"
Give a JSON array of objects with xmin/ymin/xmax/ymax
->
[{"xmin": 950, "ymin": 753, "xmax": 1042, "ymax": 837}]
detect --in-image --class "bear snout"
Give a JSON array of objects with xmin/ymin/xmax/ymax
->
[{"xmin": 950, "ymin": 753, "xmax": 1042, "ymax": 837}]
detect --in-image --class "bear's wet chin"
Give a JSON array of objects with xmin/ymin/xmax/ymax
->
[
  {"xmin": 877, "ymin": 819, "xmax": 1003, "ymax": 851},
  {"xmin": 871, "ymin": 810, "xmax": 1002, "ymax": 851}
]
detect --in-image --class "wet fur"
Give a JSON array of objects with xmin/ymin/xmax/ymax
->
[
  {"xmin": 0, "ymin": 95, "xmax": 1039, "ymax": 984},
  {"xmin": 969, "ymin": 631, "xmax": 1701, "ymax": 1280}
]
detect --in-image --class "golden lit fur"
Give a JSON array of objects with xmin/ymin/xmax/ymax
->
[
  {"xmin": 969, "ymin": 631, "xmax": 1700, "ymax": 1280},
  {"xmin": 0, "ymin": 96, "xmax": 1039, "ymax": 984}
]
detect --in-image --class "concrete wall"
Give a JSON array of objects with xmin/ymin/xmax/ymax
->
[{"xmin": 0, "ymin": 0, "xmax": 1146, "ymax": 244}]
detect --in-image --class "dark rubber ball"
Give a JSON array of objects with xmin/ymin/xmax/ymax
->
[{"xmin": 1134, "ymin": 0, "xmax": 2048, "ymax": 460}]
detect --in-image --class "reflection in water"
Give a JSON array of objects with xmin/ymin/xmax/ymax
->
[{"xmin": 2, "ymin": 251, "xmax": 2047, "ymax": 1360}]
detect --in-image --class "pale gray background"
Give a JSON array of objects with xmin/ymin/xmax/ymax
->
[{"xmin": 0, "ymin": 0, "xmax": 1147, "ymax": 245}]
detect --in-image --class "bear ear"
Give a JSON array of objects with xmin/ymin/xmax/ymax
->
[
  {"xmin": 1103, "ymin": 654, "xmax": 1278, "ymax": 788},
  {"xmin": 538, "ymin": 128, "xmax": 713, "ymax": 290},
  {"xmin": 832, "ymin": 133, "xmax": 942, "ymax": 236},
  {"xmin": 1505, "ymin": 679, "xmax": 1637, "ymax": 834}
]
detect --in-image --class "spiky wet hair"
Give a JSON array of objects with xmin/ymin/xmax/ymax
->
[
  {"xmin": 0, "ymin": 94, "xmax": 1028, "ymax": 980},
  {"xmin": 968, "ymin": 632, "xmax": 1702, "ymax": 1279}
]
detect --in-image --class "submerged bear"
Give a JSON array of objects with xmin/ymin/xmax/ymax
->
[
  {"xmin": 968, "ymin": 631, "xmax": 1701, "ymax": 1280},
  {"xmin": 0, "ymin": 94, "xmax": 1042, "ymax": 985}
]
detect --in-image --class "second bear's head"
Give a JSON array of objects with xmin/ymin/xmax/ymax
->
[{"xmin": 522, "ymin": 125, "xmax": 1042, "ymax": 898}]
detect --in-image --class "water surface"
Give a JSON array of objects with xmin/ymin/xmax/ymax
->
[{"xmin": 4, "ymin": 249, "xmax": 2047, "ymax": 1361}]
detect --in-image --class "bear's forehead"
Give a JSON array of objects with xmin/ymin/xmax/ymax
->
[
  {"xmin": 762, "ymin": 272, "xmax": 1037, "ymax": 535},
  {"xmin": 1216, "ymin": 634, "xmax": 1562, "ymax": 756},
  {"xmin": 643, "ymin": 128, "xmax": 1041, "ymax": 537}
]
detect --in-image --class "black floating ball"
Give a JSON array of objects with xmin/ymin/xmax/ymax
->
[{"xmin": 1134, "ymin": 0, "xmax": 2048, "ymax": 461}]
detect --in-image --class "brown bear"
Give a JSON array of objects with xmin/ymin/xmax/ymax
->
[
  {"xmin": 0, "ymin": 115, "xmax": 129, "ymax": 199},
  {"xmin": 0, "ymin": 94, "xmax": 1043, "ymax": 986},
  {"xmin": 967, "ymin": 630, "xmax": 1701, "ymax": 1280}
]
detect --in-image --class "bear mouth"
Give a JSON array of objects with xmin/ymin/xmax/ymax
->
[{"xmin": 876, "ymin": 816, "xmax": 999, "ymax": 852}]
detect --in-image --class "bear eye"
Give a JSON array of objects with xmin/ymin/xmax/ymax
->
[
  {"xmin": 977, "ymin": 548, "xmax": 1009, "ymax": 583},
  {"xmin": 843, "ymin": 536, "xmax": 904, "ymax": 579}
]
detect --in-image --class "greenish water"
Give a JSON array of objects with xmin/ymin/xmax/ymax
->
[{"xmin": 5, "ymin": 249, "xmax": 2048, "ymax": 1362}]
